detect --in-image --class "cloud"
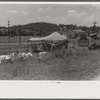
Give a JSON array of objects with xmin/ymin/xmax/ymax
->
[
  {"xmin": 92, "ymin": 4, "xmax": 100, "ymax": 9},
  {"xmin": 8, "ymin": 10, "xmax": 18, "ymax": 14},
  {"xmin": 79, "ymin": 11, "xmax": 88, "ymax": 17},
  {"xmin": 9, "ymin": 10, "xmax": 28, "ymax": 16},
  {"xmin": 20, "ymin": 11, "xmax": 28, "ymax": 16},
  {"xmin": 83, "ymin": 12, "xmax": 96, "ymax": 24},
  {"xmin": 67, "ymin": 10, "xmax": 88, "ymax": 18},
  {"xmin": 56, "ymin": 10, "xmax": 89, "ymax": 25},
  {"xmin": 38, "ymin": 16, "xmax": 50, "ymax": 22},
  {"xmin": 4, "ymin": 4, "xmax": 100, "ymax": 27},
  {"xmin": 37, "ymin": 10, "xmax": 89, "ymax": 26},
  {"xmin": 38, "ymin": 8, "xmax": 44, "ymax": 12},
  {"xmin": 60, "ymin": 17, "xmax": 67, "ymax": 22},
  {"xmin": 67, "ymin": 10, "xmax": 78, "ymax": 17},
  {"xmin": 88, "ymin": 13, "xmax": 95, "ymax": 20},
  {"xmin": 48, "ymin": 7, "xmax": 52, "ymax": 10}
]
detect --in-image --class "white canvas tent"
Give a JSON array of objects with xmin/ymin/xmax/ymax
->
[
  {"xmin": 76, "ymin": 36, "xmax": 91, "ymax": 47},
  {"xmin": 28, "ymin": 32, "xmax": 68, "ymax": 51},
  {"xmin": 28, "ymin": 32, "xmax": 67, "ymax": 42}
]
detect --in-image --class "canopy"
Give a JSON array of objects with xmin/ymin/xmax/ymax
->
[
  {"xmin": 28, "ymin": 32, "xmax": 68, "ymax": 51},
  {"xmin": 28, "ymin": 32, "xmax": 67, "ymax": 42},
  {"xmin": 76, "ymin": 36, "xmax": 91, "ymax": 47}
]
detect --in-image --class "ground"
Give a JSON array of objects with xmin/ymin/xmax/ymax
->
[
  {"xmin": 0, "ymin": 43, "xmax": 100, "ymax": 80},
  {"xmin": 0, "ymin": 36, "xmax": 31, "ymax": 43},
  {"xmin": 0, "ymin": 37, "xmax": 100, "ymax": 80}
]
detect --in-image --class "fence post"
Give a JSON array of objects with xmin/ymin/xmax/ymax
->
[
  {"xmin": 19, "ymin": 25, "xmax": 21, "ymax": 45},
  {"xmin": 8, "ymin": 21, "xmax": 10, "ymax": 43}
]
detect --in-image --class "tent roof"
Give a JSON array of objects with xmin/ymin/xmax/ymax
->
[
  {"xmin": 28, "ymin": 37, "xmax": 45, "ymax": 42},
  {"xmin": 90, "ymin": 33, "xmax": 97, "ymax": 37},
  {"xmin": 28, "ymin": 32, "xmax": 67, "ymax": 42}
]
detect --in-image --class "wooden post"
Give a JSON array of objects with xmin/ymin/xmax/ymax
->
[
  {"xmin": 19, "ymin": 25, "xmax": 21, "ymax": 45},
  {"xmin": 8, "ymin": 21, "xmax": 10, "ymax": 43},
  {"xmin": 31, "ymin": 42, "xmax": 32, "ymax": 47},
  {"xmin": 93, "ymin": 21, "xmax": 97, "ymax": 33},
  {"xmin": 27, "ymin": 41, "xmax": 28, "ymax": 48}
]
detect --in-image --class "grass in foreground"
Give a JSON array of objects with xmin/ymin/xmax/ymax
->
[{"xmin": 0, "ymin": 45, "xmax": 100, "ymax": 80}]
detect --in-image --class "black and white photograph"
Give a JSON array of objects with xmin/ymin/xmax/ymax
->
[
  {"xmin": 0, "ymin": 1, "xmax": 100, "ymax": 99},
  {"xmin": 0, "ymin": 2, "xmax": 100, "ymax": 81}
]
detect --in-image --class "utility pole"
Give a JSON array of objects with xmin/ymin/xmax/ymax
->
[
  {"xmin": 8, "ymin": 21, "xmax": 10, "ymax": 43},
  {"xmin": 93, "ymin": 21, "xmax": 97, "ymax": 33},
  {"xmin": 19, "ymin": 25, "xmax": 21, "ymax": 45}
]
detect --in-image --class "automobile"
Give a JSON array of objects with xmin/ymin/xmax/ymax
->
[{"xmin": 88, "ymin": 38, "xmax": 100, "ymax": 50}]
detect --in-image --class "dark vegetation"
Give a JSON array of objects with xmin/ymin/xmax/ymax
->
[{"xmin": 0, "ymin": 22, "xmax": 99, "ymax": 37}]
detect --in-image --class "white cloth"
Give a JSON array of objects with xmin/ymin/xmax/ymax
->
[
  {"xmin": 26, "ymin": 52, "xmax": 33, "ymax": 58},
  {"xmin": 38, "ymin": 52, "xmax": 47, "ymax": 59},
  {"xmin": 68, "ymin": 43, "xmax": 76, "ymax": 52}
]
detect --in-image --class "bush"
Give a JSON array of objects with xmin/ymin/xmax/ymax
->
[{"xmin": 46, "ymin": 49, "xmax": 73, "ymax": 61}]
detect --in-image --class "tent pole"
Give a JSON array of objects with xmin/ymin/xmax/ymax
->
[
  {"xmin": 27, "ymin": 41, "xmax": 28, "ymax": 48},
  {"xmin": 31, "ymin": 42, "xmax": 32, "ymax": 47}
]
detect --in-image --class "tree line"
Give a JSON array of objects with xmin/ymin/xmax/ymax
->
[{"xmin": 0, "ymin": 22, "xmax": 99, "ymax": 36}]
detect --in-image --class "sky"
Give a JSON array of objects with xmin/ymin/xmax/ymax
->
[{"xmin": 0, "ymin": 3, "xmax": 100, "ymax": 27}]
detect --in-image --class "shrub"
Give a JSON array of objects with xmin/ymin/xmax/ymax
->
[{"xmin": 46, "ymin": 49, "xmax": 73, "ymax": 61}]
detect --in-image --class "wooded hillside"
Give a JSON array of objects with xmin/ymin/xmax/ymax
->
[{"xmin": 0, "ymin": 22, "xmax": 99, "ymax": 36}]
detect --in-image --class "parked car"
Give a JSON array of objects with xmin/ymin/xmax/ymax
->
[{"xmin": 88, "ymin": 38, "xmax": 100, "ymax": 50}]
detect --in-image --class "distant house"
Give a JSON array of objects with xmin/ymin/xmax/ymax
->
[
  {"xmin": 76, "ymin": 35, "xmax": 91, "ymax": 47},
  {"xmin": 73, "ymin": 29, "xmax": 86, "ymax": 36},
  {"xmin": 62, "ymin": 28, "xmax": 86, "ymax": 39},
  {"xmin": 90, "ymin": 33, "xmax": 97, "ymax": 39},
  {"xmin": 63, "ymin": 29, "xmax": 75, "ymax": 39},
  {"xmin": 90, "ymin": 31, "xmax": 100, "ymax": 40}
]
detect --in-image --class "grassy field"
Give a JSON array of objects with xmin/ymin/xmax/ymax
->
[
  {"xmin": 0, "ymin": 36, "xmax": 31, "ymax": 43},
  {"xmin": 0, "ymin": 44, "xmax": 100, "ymax": 80}
]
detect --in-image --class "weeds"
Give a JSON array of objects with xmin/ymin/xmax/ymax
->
[{"xmin": 0, "ymin": 45, "xmax": 99, "ymax": 80}]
